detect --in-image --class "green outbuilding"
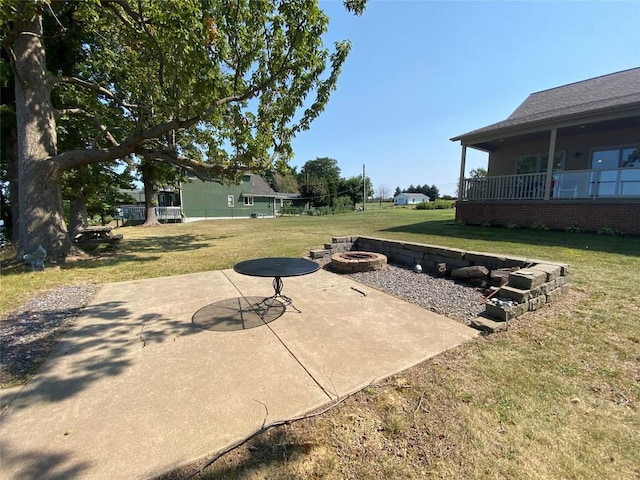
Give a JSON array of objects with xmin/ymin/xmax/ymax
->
[
  {"xmin": 117, "ymin": 174, "xmax": 307, "ymax": 223},
  {"xmin": 181, "ymin": 173, "xmax": 305, "ymax": 221}
]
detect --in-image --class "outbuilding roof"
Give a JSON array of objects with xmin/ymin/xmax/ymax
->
[
  {"xmin": 397, "ymin": 193, "xmax": 429, "ymax": 199},
  {"xmin": 242, "ymin": 173, "xmax": 278, "ymax": 197}
]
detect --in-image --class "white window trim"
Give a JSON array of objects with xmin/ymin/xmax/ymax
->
[
  {"xmin": 244, "ymin": 196, "xmax": 254, "ymax": 206},
  {"xmin": 515, "ymin": 151, "xmax": 565, "ymax": 174}
]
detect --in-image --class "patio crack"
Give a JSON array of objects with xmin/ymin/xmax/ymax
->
[{"xmin": 223, "ymin": 271, "xmax": 335, "ymax": 401}]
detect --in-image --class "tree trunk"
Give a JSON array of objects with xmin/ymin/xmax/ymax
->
[
  {"xmin": 3, "ymin": 127, "xmax": 19, "ymax": 244},
  {"xmin": 144, "ymin": 203, "xmax": 159, "ymax": 226},
  {"xmin": 69, "ymin": 196, "xmax": 89, "ymax": 236},
  {"xmin": 141, "ymin": 162, "xmax": 160, "ymax": 226},
  {"xmin": 13, "ymin": 14, "xmax": 71, "ymax": 258}
]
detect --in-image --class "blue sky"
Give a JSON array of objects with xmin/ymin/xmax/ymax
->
[{"xmin": 289, "ymin": 0, "xmax": 640, "ymax": 196}]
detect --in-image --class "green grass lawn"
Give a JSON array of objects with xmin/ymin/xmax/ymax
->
[
  {"xmin": 1, "ymin": 208, "xmax": 458, "ymax": 313},
  {"xmin": 2, "ymin": 208, "xmax": 640, "ymax": 479}
]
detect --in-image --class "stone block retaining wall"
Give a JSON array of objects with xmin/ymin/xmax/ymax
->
[{"xmin": 316, "ymin": 236, "xmax": 570, "ymax": 327}]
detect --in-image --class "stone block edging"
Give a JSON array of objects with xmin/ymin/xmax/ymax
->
[{"xmin": 317, "ymin": 235, "xmax": 570, "ymax": 328}]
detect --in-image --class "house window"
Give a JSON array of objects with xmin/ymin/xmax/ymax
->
[
  {"xmin": 244, "ymin": 196, "xmax": 254, "ymax": 206},
  {"xmin": 622, "ymin": 147, "xmax": 640, "ymax": 168},
  {"xmin": 591, "ymin": 145, "xmax": 640, "ymax": 197},
  {"xmin": 516, "ymin": 151, "xmax": 565, "ymax": 174},
  {"xmin": 592, "ymin": 145, "xmax": 640, "ymax": 169},
  {"xmin": 227, "ymin": 195, "xmax": 234, "ymax": 207}
]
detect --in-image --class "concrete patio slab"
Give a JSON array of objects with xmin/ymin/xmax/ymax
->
[{"xmin": 0, "ymin": 268, "xmax": 478, "ymax": 480}]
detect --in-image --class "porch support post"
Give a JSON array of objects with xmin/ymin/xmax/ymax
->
[
  {"xmin": 544, "ymin": 128, "xmax": 557, "ymax": 200},
  {"xmin": 457, "ymin": 144, "xmax": 467, "ymax": 201}
]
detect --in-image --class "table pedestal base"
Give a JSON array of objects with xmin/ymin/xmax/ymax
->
[
  {"xmin": 233, "ymin": 258, "xmax": 319, "ymax": 319},
  {"xmin": 251, "ymin": 276, "xmax": 302, "ymax": 318}
]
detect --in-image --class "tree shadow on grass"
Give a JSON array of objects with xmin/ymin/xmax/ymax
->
[
  {"xmin": 70, "ymin": 233, "xmax": 234, "ymax": 273},
  {"xmin": 120, "ymin": 233, "xmax": 234, "ymax": 254},
  {"xmin": 0, "ymin": 233, "xmax": 225, "ymax": 276},
  {"xmin": 381, "ymin": 220, "xmax": 640, "ymax": 257}
]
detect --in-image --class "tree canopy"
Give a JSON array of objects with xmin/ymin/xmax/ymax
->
[
  {"xmin": 469, "ymin": 167, "xmax": 488, "ymax": 179},
  {"xmin": 298, "ymin": 157, "xmax": 341, "ymax": 206},
  {"xmin": 2, "ymin": 0, "xmax": 366, "ymax": 257},
  {"xmin": 339, "ymin": 175, "xmax": 373, "ymax": 206}
]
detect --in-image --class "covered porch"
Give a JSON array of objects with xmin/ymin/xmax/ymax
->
[
  {"xmin": 451, "ymin": 68, "xmax": 640, "ymax": 234},
  {"xmin": 454, "ymin": 122, "xmax": 640, "ymax": 234},
  {"xmin": 460, "ymin": 167, "xmax": 640, "ymax": 201}
]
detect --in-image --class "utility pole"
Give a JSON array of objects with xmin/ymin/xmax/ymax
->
[{"xmin": 362, "ymin": 164, "xmax": 366, "ymax": 211}]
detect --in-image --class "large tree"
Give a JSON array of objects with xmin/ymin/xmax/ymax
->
[
  {"xmin": 298, "ymin": 157, "xmax": 341, "ymax": 206},
  {"xmin": 339, "ymin": 174, "xmax": 372, "ymax": 206},
  {"xmin": 271, "ymin": 172, "xmax": 299, "ymax": 194},
  {"xmin": 2, "ymin": 0, "xmax": 365, "ymax": 257},
  {"xmin": 469, "ymin": 167, "xmax": 488, "ymax": 179},
  {"xmin": 424, "ymin": 184, "xmax": 439, "ymax": 201}
]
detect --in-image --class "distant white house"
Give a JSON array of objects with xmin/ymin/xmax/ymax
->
[{"xmin": 394, "ymin": 193, "xmax": 430, "ymax": 205}]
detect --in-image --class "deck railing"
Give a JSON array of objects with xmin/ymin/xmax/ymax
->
[
  {"xmin": 461, "ymin": 172, "xmax": 547, "ymax": 200},
  {"xmin": 461, "ymin": 168, "xmax": 640, "ymax": 200},
  {"xmin": 120, "ymin": 206, "xmax": 183, "ymax": 221}
]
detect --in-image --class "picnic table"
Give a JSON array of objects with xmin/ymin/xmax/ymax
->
[{"xmin": 74, "ymin": 226, "xmax": 123, "ymax": 247}]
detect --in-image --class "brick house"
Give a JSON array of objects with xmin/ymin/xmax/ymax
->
[{"xmin": 451, "ymin": 68, "xmax": 640, "ymax": 234}]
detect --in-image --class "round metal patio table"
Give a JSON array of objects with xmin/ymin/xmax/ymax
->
[{"xmin": 233, "ymin": 257, "xmax": 320, "ymax": 315}]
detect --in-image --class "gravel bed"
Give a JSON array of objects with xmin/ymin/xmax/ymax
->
[
  {"xmin": 0, "ymin": 283, "xmax": 100, "ymax": 387},
  {"xmin": 347, "ymin": 264, "xmax": 486, "ymax": 325}
]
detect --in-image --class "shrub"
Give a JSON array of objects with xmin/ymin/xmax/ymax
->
[
  {"xmin": 280, "ymin": 205, "xmax": 302, "ymax": 215},
  {"xmin": 597, "ymin": 226, "xmax": 622, "ymax": 236},
  {"xmin": 433, "ymin": 199, "xmax": 455, "ymax": 209},
  {"xmin": 332, "ymin": 196, "xmax": 354, "ymax": 214},
  {"xmin": 531, "ymin": 222, "xmax": 550, "ymax": 231},
  {"xmin": 565, "ymin": 224, "xmax": 582, "ymax": 233},
  {"xmin": 415, "ymin": 199, "xmax": 455, "ymax": 210}
]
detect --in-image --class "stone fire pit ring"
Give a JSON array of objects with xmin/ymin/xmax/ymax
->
[{"xmin": 330, "ymin": 251, "xmax": 387, "ymax": 273}]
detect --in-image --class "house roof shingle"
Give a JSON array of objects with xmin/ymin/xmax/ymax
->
[
  {"xmin": 451, "ymin": 67, "xmax": 640, "ymax": 143},
  {"xmin": 243, "ymin": 174, "xmax": 278, "ymax": 197}
]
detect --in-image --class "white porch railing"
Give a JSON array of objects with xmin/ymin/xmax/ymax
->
[
  {"xmin": 461, "ymin": 172, "xmax": 547, "ymax": 200},
  {"xmin": 120, "ymin": 206, "xmax": 183, "ymax": 221},
  {"xmin": 461, "ymin": 168, "xmax": 640, "ymax": 200}
]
